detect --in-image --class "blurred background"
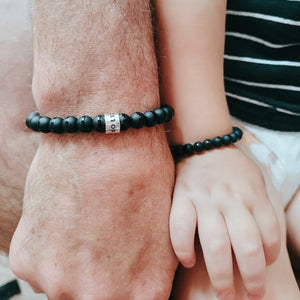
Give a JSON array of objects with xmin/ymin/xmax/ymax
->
[{"xmin": 0, "ymin": 0, "xmax": 43, "ymax": 299}]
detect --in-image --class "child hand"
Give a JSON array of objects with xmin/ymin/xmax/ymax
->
[{"xmin": 170, "ymin": 146, "xmax": 281, "ymax": 300}]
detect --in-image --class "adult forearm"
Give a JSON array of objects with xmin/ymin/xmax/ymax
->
[
  {"xmin": 10, "ymin": 2, "xmax": 177, "ymax": 298},
  {"xmin": 31, "ymin": 0, "xmax": 159, "ymax": 116}
]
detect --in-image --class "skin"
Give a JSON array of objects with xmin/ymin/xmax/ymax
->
[
  {"xmin": 0, "ymin": 0, "xmax": 299, "ymax": 299},
  {"xmin": 155, "ymin": 0, "xmax": 300, "ymax": 299},
  {"xmin": 170, "ymin": 148, "xmax": 280, "ymax": 298},
  {"xmin": 8, "ymin": 1, "xmax": 178, "ymax": 299},
  {"xmin": 286, "ymin": 187, "xmax": 300, "ymax": 271},
  {"xmin": 170, "ymin": 153, "xmax": 300, "ymax": 300}
]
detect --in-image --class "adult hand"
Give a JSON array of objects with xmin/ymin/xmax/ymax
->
[{"xmin": 10, "ymin": 128, "xmax": 177, "ymax": 299}]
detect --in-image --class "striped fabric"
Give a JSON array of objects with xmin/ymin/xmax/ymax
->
[{"xmin": 224, "ymin": 0, "xmax": 300, "ymax": 131}]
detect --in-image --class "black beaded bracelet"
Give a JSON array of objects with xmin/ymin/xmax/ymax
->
[
  {"xmin": 170, "ymin": 127, "xmax": 243, "ymax": 158},
  {"xmin": 25, "ymin": 105, "xmax": 174, "ymax": 134}
]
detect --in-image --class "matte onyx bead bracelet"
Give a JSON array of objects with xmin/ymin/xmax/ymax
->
[
  {"xmin": 25, "ymin": 105, "xmax": 175, "ymax": 134},
  {"xmin": 170, "ymin": 127, "xmax": 243, "ymax": 158}
]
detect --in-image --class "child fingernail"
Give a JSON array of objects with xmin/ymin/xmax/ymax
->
[
  {"xmin": 182, "ymin": 257, "xmax": 196, "ymax": 268},
  {"xmin": 217, "ymin": 291, "xmax": 235, "ymax": 300},
  {"xmin": 247, "ymin": 292, "xmax": 265, "ymax": 300}
]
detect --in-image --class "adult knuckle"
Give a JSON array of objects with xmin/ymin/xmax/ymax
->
[
  {"xmin": 9, "ymin": 251, "xmax": 29, "ymax": 281},
  {"xmin": 138, "ymin": 290, "xmax": 168, "ymax": 300},
  {"xmin": 42, "ymin": 269, "xmax": 75, "ymax": 300},
  {"xmin": 9, "ymin": 251, "xmax": 43, "ymax": 294},
  {"xmin": 77, "ymin": 290, "xmax": 109, "ymax": 300},
  {"xmin": 149, "ymin": 277, "xmax": 171, "ymax": 300},
  {"xmin": 47, "ymin": 286, "xmax": 72, "ymax": 300},
  {"xmin": 132, "ymin": 272, "xmax": 171, "ymax": 300}
]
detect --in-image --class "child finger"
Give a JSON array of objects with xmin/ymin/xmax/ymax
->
[
  {"xmin": 197, "ymin": 209, "xmax": 235, "ymax": 298},
  {"xmin": 170, "ymin": 195, "xmax": 197, "ymax": 268},
  {"xmin": 225, "ymin": 205, "xmax": 266, "ymax": 299},
  {"xmin": 252, "ymin": 197, "xmax": 281, "ymax": 266}
]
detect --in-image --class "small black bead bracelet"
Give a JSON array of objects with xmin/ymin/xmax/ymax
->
[
  {"xmin": 170, "ymin": 127, "xmax": 243, "ymax": 158},
  {"xmin": 25, "ymin": 105, "xmax": 174, "ymax": 134}
]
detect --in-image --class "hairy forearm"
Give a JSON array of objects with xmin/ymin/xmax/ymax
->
[
  {"xmin": 31, "ymin": 0, "xmax": 159, "ymax": 116},
  {"xmin": 156, "ymin": 0, "xmax": 232, "ymax": 144},
  {"xmin": 10, "ymin": 4, "xmax": 178, "ymax": 297}
]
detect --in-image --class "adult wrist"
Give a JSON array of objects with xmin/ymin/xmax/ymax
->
[
  {"xmin": 26, "ymin": 105, "xmax": 174, "ymax": 134},
  {"xmin": 37, "ymin": 125, "xmax": 172, "ymax": 175},
  {"xmin": 32, "ymin": 80, "xmax": 160, "ymax": 118}
]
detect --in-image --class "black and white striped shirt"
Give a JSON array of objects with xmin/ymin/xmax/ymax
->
[{"xmin": 224, "ymin": 0, "xmax": 300, "ymax": 131}]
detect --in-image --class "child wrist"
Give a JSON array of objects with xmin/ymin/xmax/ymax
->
[{"xmin": 170, "ymin": 127, "xmax": 243, "ymax": 159}]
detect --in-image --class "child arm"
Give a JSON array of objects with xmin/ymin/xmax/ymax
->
[
  {"xmin": 155, "ymin": 1, "xmax": 281, "ymax": 299},
  {"xmin": 156, "ymin": 0, "xmax": 232, "ymax": 143}
]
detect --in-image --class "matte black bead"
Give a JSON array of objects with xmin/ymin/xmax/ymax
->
[
  {"xmin": 174, "ymin": 145, "xmax": 184, "ymax": 156},
  {"xmin": 213, "ymin": 136, "xmax": 222, "ymax": 147},
  {"xmin": 193, "ymin": 142, "xmax": 204, "ymax": 153},
  {"xmin": 162, "ymin": 105, "xmax": 175, "ymax": 117},
  {"xmin": 119, "ymin": 113, "xmax": 130, "ymax": 131},
  {"xmin": 222, "ymin": 134, "xmax": 231, "ymax": 145},
  {"xmin": 162, "ymin": 106, "xmax": 173, "ymax": 122},
  {"xmin": 233, "ymin": 127, "xmax": 243, "ymax": 140},
  {"xmin": 203, "ymin": 139, "xmax": 214, "ymax": 150},
  {"xmin": 39, "ymin": 117, "xmax": 51, "ymax": 133},
  {"xmin": 49, "ymin": 117, "xmax": 64, "ymax": 134},
  {"xmin": 93, "ymin": 115, "xmax": 105, "ymax": 132},
  {"xmin": 26, "ymin": 111, "xmax": 39, "ymax": 128},
  {"xmin": 62, "ymin": 116, "xmax": 78, "ymax": 133},
  {"xmin": 77, "ymin": 116, "xmax": 93, "ymax": 132},
  {"xmin": 30, "ymin": 115, "xmax": 41, "ymax": 132},
  {"xmin": 229, "ymin": 132, "xmax": 238, "ymax": 143},
  {"xmin": 153, "ymin": 108, "xmax": 166, "ymax": 124},
  {"xmin": 170, "ymin": 146, "xmax": 176, "ymax": 156},
  {"xmin": 130, "ymin": 112, "xmax": 146, "ymax": 129},
  {"xmin": 169, "ymin": 126, "xmax": 243, "ymax": 159},
  {"xmin": 25, "ymin": 105, "xmax": 175, "ymax": 134},
  {"xmin": 184, "ymin": 143, "xmax": 194, "ymax": 155},
  {"xmin": 144, "ymin": 111, "xmax": 158, "ymax": 127}
]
